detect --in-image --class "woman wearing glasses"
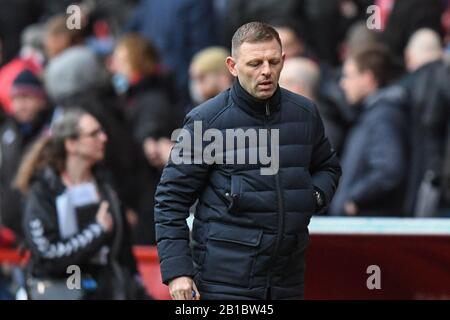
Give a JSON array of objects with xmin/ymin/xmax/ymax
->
[{"xmin": 14, "ymin": 108, "xmax": 147, "ymax": 300}]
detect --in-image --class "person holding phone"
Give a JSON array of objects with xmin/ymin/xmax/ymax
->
[{"xmin": 14, "ymin": 108, "xmax": 146, "ymax": 299}]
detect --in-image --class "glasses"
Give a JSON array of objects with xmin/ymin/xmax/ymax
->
[{"xmin": 77, "ymin": 127, "xmax": 106, "ymax": 139}]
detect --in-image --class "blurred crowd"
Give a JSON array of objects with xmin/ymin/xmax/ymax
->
[{"xmin": 1, "ymin": 0, "xmax": 450, "ymax": 299}]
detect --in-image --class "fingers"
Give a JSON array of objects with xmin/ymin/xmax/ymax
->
[
  {"xmin": 171, "ymin": 291, "xmax": 182, "ymax": 300},
  {"xmin": 171, "ymin": 290, "xmax": 186, "ymax": 300},
  {"xmin": 192, "ymin": 282, "xmax": 201, "ymax": 300},
  {"xmin": 105, "ymin": 213, "xmax": 113, "ymax": 231},
  {"xmin": 99, "ymin": 201, "xmax": 109, "ymax": 214},
  {"xmin": 169, "ymin": 277, "xmax": 200, "ymax": 300},
  {"xmin": 125, "ymin": 209, "xmax": 139, "ymax": 226},
  {"xmin": 182, "ymin": 289, "xmax": 191, "ymax": 300},
  {"xmin": 144, "ymin": 138, "xmax": 159, "ymax": 159},
  {"xmin": 105, "ymin": 212, "xmax": 113, "ymax": 224},
  {"xmin": 97, "ymin": 201, "xmax": 113, "ymax": 232},
  {"xmin": 171, "ymin": 287, "xmax": 191, "ymax": 300}
]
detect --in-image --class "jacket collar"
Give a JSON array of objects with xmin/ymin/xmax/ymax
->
[
  {"xmin": 231, "ymin": 78, "xmax": 281, "ymax": 117},
  {"xmin": 363, "ymin": 85, "xmax": 406, "ymax": 111},
  {"xmin": 35, "ymin": 165, "xmax": 108, "ymax": 196}
]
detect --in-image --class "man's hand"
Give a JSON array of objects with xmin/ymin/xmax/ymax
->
[
  {"xmin": 143, "ymin": 137, "xmax": 174, "ymax": 169},
  {"xmin": 344, "ymin": 201, "xmax": 358, "ymax": 216},
  {"xmin": 157, "ymin": 137, "xmax": 174, "ymax": 166},
  {"xmin": 125, "ymin": 208, "xmax": 139, "ymax": 227},
  {"xmin": 168, "ymin": 276, "xmax": 200, "ymax": 300},
  {"xmin": 96, "ymin": 201, "xmax": 113, "ymax": 232}
]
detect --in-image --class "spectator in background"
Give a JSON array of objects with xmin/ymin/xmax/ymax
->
[
  {"xmin": 401, "ymin": 28, "xmax": 450, "ymax": 216},
  {"xmin": 0, "ymin": 69, "xmax": 52, "ymax": 237},
  {"xmin": 274, "ymin": 25, "xmax": 306, "ymax": 60},
  {"xmin": 223, "ymin": 0, "xmax": 307, "ymax": 50},
  {"xmin": 188, "ymin": 47, "xmax": 233, "ymax": 109},
  {"xmin": 329, "ymin": 44, "xmax": 408, "ymax": 216},
  {"xmin": 342, "ymin": 21, "xmax": 382, "ymax": 62},
  {"xmin": 15, "ymin": 108, "xmax": 147, "ymax": 300},
  {"xmin": 383, "ymin": 0, "xmax": 445, "ymax": 65},
  {"xmin": 44, "ymin": 44, "xmax": 138, "ymax": 230},
  {"xmin": 43, "ymin": 14, "xmax": 87, "ymax": 60},
  {"xmin": 302, "ymin": 0, "xmax": 372, "ymax": 66},
  {"xmin": 125, "ymin": 0, "xmax": 217, "ymax": 108},
  {"xmin": 84, "ymin": 0, "xmax": 139, "ymax": 37},
  {"xmin": 109, "ymin": 34, "xmax": 179, "ymax": 244},
  {"xmin": 279, "ymin": 58, "xmax": 320, "ymax": 101},
  {"xmin": 0, "ymin": 24, "xmax": 45, "ymax": 114},
  {"xmin": 325, "ymin": 20, "xmax": 386, "ymax": 128},
  {"xmin": 276, "ymin": 22, "xmax": 373, "ymax": 155},
  {"xmin": 279, "ymin": 57, "xmax": 345, "ymax": 153},
  {"xmin": 44, "ymin": 45, "xmax": 108, "ymax": 102}
]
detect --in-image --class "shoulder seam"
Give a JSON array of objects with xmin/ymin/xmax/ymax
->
[
  {"xmin": 282, "ymin": 95, "xmax": 317, "ymax": 117},
  {"xmin": 207, "ymin": 100, "xmax": 234, "ymax": 127},
  {"xmin": 189, "ymin": 92, "xmax": 233, "ymax": 129}
]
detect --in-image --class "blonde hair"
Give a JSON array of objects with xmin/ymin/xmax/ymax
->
[{"xmin": 190, "ymin": 47, "xmax": 230, "ymax": 74}]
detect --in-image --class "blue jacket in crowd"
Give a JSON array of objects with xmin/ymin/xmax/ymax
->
[{"xmin": 329, "ymin": 86, "xmax": 409, "ymax": 216}]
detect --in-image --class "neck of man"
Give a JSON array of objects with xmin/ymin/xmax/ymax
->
[
  {"xmin": 237, "ymin": 78, "xmax": 274, "ymax": 102},
  {"xmin": 363, "ymin": 81, "xmax": 379, "ymax": 101}
]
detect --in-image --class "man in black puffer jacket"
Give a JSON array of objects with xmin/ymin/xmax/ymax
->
[{"xmin": 154, "ymin": 22, "xmax": 341, "ymax": 300}]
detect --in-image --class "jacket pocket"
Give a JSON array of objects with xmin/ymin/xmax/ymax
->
[{"xmin": 201, "ymin": 221, "xmax": 262, "ymax": 288}]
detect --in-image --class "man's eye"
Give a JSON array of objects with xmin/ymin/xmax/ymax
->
[
  {"xmin": 270, "ymin": 60, "xmax": 280, "ymax": 65},
  {"xmin": 248, "ymin": 62, "xmax": 260, "ymax": 67}
]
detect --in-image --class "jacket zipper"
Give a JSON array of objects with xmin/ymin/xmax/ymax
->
[{"xmin": 264, "ymin": 102, "xmax": 285, "ymax": 293}]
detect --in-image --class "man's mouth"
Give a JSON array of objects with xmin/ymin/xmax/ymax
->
[{"xmin": 258, "ymin": 81, "xmax": 273, "ymax": 89}]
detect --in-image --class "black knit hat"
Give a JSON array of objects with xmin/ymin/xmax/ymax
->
[{"xmin": 10, "ymin": 69, "xmax": 46, "ymax": 99}]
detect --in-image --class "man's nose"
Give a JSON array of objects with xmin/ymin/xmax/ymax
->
[
  {"xmin": 100, "ymin": 131, "xmax": 108, "ymax": 143},
  {"xmin": 261, "ymin": 61, "xmax": 271, "ymax": 77}
]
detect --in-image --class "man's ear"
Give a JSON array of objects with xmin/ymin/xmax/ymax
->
[
  {"xmin": 226, "ymin": 56, "xmax": 238, "ymax": 77},
  {"xmin": 281, "ymin": 52, "xmax": 286, "ymax": 68},
  {"xmin": 404, "ymin": 50, "xmax": 412, "ymax": 72},
  {"xmin": 363, "ymin": 70, "xmax": 379, "ymax": 91}
]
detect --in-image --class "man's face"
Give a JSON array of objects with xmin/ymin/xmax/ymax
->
[
  {"xmin": 110, "ymin": 45, "xmax": 134, "ymax": 78},
  {"xmin": 340, "ymin": 58, "xmax": 374, "ymax": 105},
  {"xmin": 11, "ymin": 94, "xmax": 46, "ymax": 123},
  {"xmin": 226, "ymin": 39, "xmax": 285, "ymax": 100},
  {"xmin": 189, "ymin": 68, "xmax": 231, "ymax": 104}
]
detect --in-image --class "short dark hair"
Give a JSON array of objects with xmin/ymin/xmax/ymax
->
[
  {"xmin": 231, "ymin": 21, "xmax": 282, "ymax": 57},
  {"xmin": 350, "ymin": 44, "xmax": 395, "ymax": 87}
]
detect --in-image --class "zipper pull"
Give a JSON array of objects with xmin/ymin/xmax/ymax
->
[{"xmin": 265, "ymin": 102, "xmax": 270, "ymax": 117}]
